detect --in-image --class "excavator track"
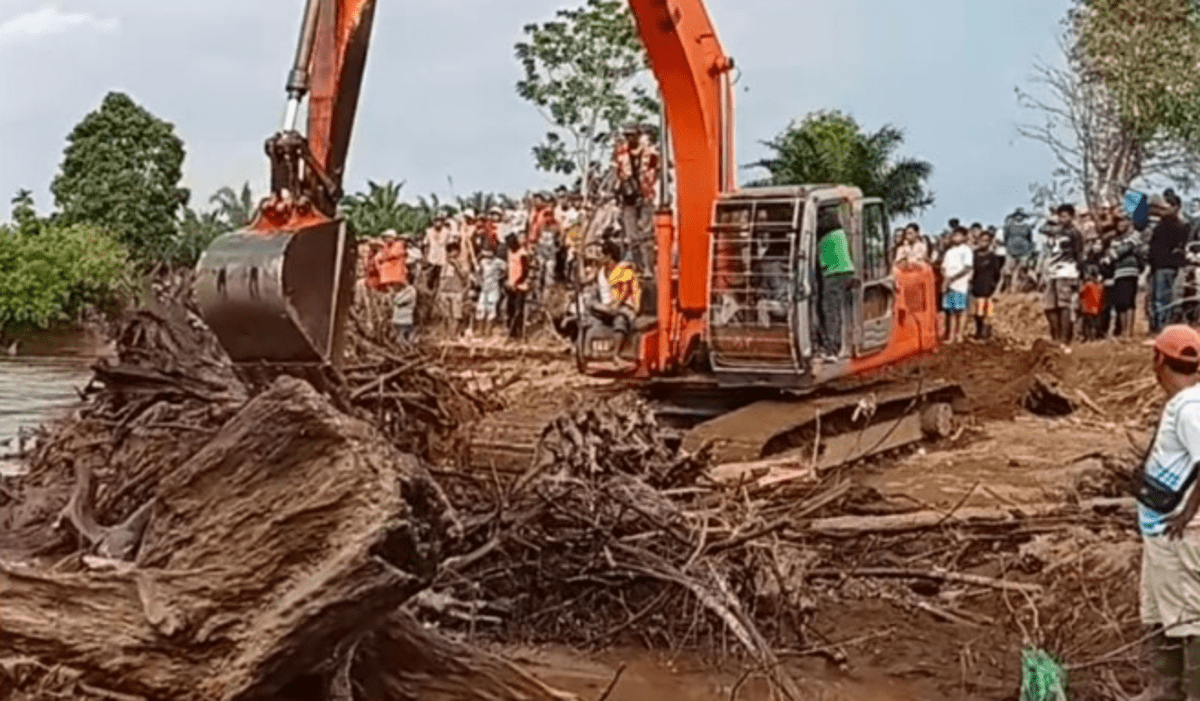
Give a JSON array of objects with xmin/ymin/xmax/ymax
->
[
  {"xmin": 466, "ymin": 378, "xmax": 967, "ymax": 475},
  {"xmin": 679, "ymin": 379, "xmax": 967, "ymax": 467}
]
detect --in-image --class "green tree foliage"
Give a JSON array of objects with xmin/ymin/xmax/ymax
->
[
  {"xmin": 10, "ymin": 189, "xmax": 40, "ymax": 236},
  {"xmin": 416, "ymin": 193, "xmax": 457, "ymax": 221},
  {"xmin": 1075, "ymin": 0, "xmax": 1200, "ymax": 141},
  {"xmin": 1017, "ymin": 2, "xmax": 1200, "ymax": 210},
  {"xmin": 51, "ymin": 92, "xmax": 189, "ymax": 266},
  {"xmin": 340, "ymin": 180, "xmax": 431, "ymax": 236},
  {"xmin": 515, "ymin": 0, "xmax": 659, "ymax": 197},
  {"xmin": 455, "ymin": 191, "xmax": 515, "ymax": 215},
  {"xmin": 0, "ymin": 221, "xmax": 131, "ymax": 331},
  {"xmin": 209, "ymin": 182, "xmax": 257, "ymax": 229},
  {"xmin": 752, "ymin": 111, "xmax": 935, "ymax": 217}
]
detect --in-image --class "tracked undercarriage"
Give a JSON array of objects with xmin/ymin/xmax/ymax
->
[{"xmin": 467, "ymin": 376, "xmax": 967, "ymax": 474}]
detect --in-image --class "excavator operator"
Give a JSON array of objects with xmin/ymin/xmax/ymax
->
[{"xmin": 817, "ymin": 206, "xmax": 856, "ymax": 358}]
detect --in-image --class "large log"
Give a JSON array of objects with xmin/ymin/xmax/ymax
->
[
  {"xmin": 805, "ymin": 497, "xmax": 1135, "ymax": 536},
  {"xmin": 0, "ymin": 377, "xmax": 457, "ymax": 701}
]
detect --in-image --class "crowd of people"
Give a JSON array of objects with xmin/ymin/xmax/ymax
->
[
  {"xmin": 357, "ymin": 125, "xmax": 662, "ymax": 352},
  {"xmin": 893, "ymin": 188, "xmax": 1200, "ymax": 350}
]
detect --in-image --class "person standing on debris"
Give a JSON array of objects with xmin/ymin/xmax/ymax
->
[
  {"xmin": 1150, "ymin": 190, "xmax": 1190, "ymax": 333},
  {"xmin": 1078, "ymin": 267, "xmax": 1105, "ymax": 342},
  {"xmin": 391, "ymin": 279, "xmax": 417, "ymax": 345},
  {"xmin": 505, "ymin": 234, "xmax": 531, "ymax": 341},
  {"xmin": 970, "ymin": 228, "xmax": 1004, "ymax": 341},
  {"xmin": 425, "ymin": 217, "xmax": 449, "ymax": 292},
  {"xmin": 438, "ymin": 241, "xmax": 470, "ymax": 336},
  {"xmin": 473, "ymin": 247, "xmax": 506, "ymax": 336},
  {"xmin": 1040, "ymin": 204, "xmax": 1084, "ymax": 347},
  {"xmin": 1131, "ymin": 324, "xmax": 1200, "ymax": 701},
  {"xmin": 1101, "ymin": 209, "xmax": 1145, "ymax": 338},
  {"xmin": 940, "ymin": 226, "xmax": 973, "ymax": 344}
]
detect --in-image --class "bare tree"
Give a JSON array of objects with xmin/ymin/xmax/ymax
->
[{"xmin": 1016, "ymin": 18, "xmax": 1200, "ymax": 212}]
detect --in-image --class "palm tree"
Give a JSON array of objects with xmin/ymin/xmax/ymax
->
[
  {"xmin": 416, "ymin": 193, "xmax": 456, "ymax": 222},
  {"xmin": 209, "ymin": 182, "xmax": 257, "ymax": 229},
  {"xmin": 751, "ymin": 110, "xmax": 934, "ymax": 217},
  {"xmin": 341, "ymin": 180, "xmax": 434, "ymax": 236},
  {"xmin": 456, "ymin": 191, "xmax": 502, "ymax": 215},
  {"xmin": 174, "ymin": 207, "xmax": 229, "ymax": 267},
  {"xmin": 10, "ymin": 189, "xmax": 37, "ymax": 234}
]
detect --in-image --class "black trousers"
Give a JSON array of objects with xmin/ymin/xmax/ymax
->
[{"xmin": 507, "ymin": 289, "xmax": 527, "ymax": 339}]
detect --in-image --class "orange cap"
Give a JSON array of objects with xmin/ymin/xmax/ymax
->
[{"xmin": 1146, "ymin": 325, "xmax": 1200, "ymax": 362}]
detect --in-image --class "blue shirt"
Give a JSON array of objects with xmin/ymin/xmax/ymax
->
[{"xmin": 1138, "ymin": 384, "xmax": 1200, "ymax": 536}]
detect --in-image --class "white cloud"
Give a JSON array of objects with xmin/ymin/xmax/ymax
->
[{"xmin": 0, "ymin": 7, "xmax": 119, "ymax": 48}]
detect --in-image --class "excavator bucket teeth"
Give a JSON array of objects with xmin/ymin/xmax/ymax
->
[{"xmin": 194, "ymin": 219, "xmax": 356, "ymax": 367}]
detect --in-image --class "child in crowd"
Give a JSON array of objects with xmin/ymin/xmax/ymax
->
[
  {"xmin": 474, "ymin": 247, "xmax": 507, "ymax": 337},
  {"xmin": 1078, "ymin": 270, "xmax": 1106, "ymax": 341},
  {"xmin": 391, "ymin": 279, "xmax": 417, "ymax": 344}
]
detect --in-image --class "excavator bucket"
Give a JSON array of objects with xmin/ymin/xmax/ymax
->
[{"xmin": 194, "ymin": 219, "xmax": 356, "ymax": 367}]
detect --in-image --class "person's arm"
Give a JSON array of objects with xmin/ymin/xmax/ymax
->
[{"xmin": 1166, "ymin": 403, "xmax": 1200, "ymax": 539}]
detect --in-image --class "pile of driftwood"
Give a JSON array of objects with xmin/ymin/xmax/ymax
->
[
  {"xmin": 0, "ymin": 291, "xmax": 572, "ymax": 700},
  {"xmin": 419, "ymin": 396, "xmax": 1146, "ymax": 699}
]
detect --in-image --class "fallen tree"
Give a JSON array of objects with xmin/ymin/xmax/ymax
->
[{"xmin": 2, "ymin": 377, "xmax": 455, "ymax": 700}]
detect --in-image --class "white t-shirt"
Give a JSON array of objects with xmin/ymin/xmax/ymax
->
[
  {"xmin": 1140, "ymin": 384, "xmax": 1200, "ymax": 535},
  {"xmin": 941, "ymin": 243, "xmax": 973, "ymax": 294},
  {"xmin": 426, "ymin": 226, "xmax": 448, "ymax": 267}
]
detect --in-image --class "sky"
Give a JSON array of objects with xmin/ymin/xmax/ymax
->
[{"xmin": 0, "ymin": 0, "xmax": 1072, "ymax": 233}]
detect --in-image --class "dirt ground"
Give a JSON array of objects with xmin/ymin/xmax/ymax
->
[{"xmin": 432, "ymin": 292, "xmax": 1160, "ymax": 700}]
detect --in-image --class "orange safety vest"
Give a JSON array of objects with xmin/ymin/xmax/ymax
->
[{"xmin": 376, "ymin": 240, "xmax": 407, "ymax": 287}]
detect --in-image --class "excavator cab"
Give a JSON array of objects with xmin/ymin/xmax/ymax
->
[{"xmin": 707, "ymin": 184, "xmax": 935, "ymax": 387}]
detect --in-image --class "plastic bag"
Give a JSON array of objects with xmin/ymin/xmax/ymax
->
[{"xmin": 1021, "ymin": 647, "xmax": 1068, "ymax": 701}]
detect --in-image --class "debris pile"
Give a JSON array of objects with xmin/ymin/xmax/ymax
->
[{"xmin": 0, "ymin": 291, "xmax": 571, "ymax": 701}]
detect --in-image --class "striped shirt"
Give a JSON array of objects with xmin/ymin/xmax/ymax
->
[{"xmin": 1139, "ymin": 384, "xmax": 1200, "ymax": 536}]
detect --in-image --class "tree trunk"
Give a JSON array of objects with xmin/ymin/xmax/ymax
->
[{"xmin": 0, "ymin": 377, "xmax": 459, "ymax": 701}]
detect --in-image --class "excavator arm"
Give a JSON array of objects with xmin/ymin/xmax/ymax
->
[
  {"xmin": 195, "ymin": 0, "xmax": 377, "ymax": 368},
  {"xmin": 194, "ymin": 0, "xmax": 733, "ymax": 373}
]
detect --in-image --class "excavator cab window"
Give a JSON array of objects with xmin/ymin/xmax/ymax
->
[
  {"xmin": 708, "ymin": 198, "xmax": 802, "ymax": 372},
  {"xmin": 859, "ymin": 199, "xmax": 895, "ymax": 352}
]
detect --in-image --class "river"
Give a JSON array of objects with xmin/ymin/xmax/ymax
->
[{"xmin": 0, "ymin": 329, "xmax": 110, "ymax": 475}]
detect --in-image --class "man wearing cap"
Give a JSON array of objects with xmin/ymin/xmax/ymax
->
[
  {"xmin": 1038, "ymin": 204, "xmax": 1084, "ymax": 346},
  {"xmin": 1132, "ymin": 324, "xmax": 1200, "ymax": 700},
  {"xmin": 1149, "ymin": 190, "xmax": 1190, "ymax": 333}
]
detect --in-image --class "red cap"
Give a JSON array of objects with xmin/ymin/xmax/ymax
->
[{"xmin": 1147, "ymin": 325, "xmax": 1200, "ymax": 363}]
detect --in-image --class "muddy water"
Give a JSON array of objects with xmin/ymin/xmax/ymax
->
[
  {"xmin": 514, "ymin": 647, "xmax": 939, "ymax": 701},
  {"xmin": 0, "ymin": 329, "xmax": 109, "ymax": 475}
]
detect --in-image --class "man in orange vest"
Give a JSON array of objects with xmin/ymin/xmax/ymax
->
[{"xmin": 376, "ymin": 230, "xmax": 407, "ymax": 287}]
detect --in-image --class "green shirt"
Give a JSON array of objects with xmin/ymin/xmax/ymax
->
[{"xmin": 819, "ymin": 229, "xmax": 855, "ymax": 276}]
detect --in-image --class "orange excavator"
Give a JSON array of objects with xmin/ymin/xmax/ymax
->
[{"xmin": 195, "ymin": 0, "xmax": 965, "ymax": 471}]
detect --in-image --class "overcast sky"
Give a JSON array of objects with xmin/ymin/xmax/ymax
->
[{"xmin": 0, "ymin": 0, "xmax": 1070, "ymax": 231}]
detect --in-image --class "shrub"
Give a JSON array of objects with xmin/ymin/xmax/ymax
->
[{"xmin": 0, "ymin": 222, "xmax": 133, "ymax": 330}]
